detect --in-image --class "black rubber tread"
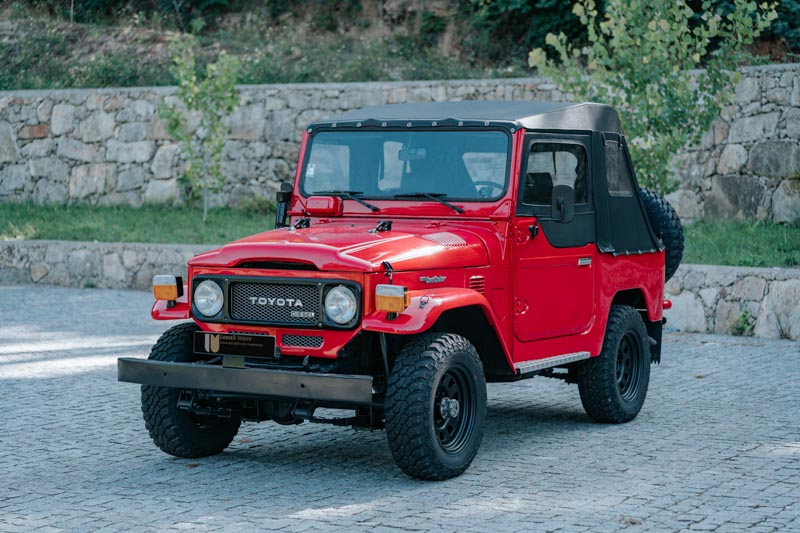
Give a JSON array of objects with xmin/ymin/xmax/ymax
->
[
  {"xmin": 577, "ymin": 305, "xmax": 650, "ymax": 424},
  {"xmin": 385, "ymin": 333, "xmax": 487, "ymax": 481},
  {"xmin": 640, "ymin": 188, "xmax": 685, "ymax": 282},
  {"xmin": 141, "ymin": 322, "xmax": 241, "ymax": 458}
]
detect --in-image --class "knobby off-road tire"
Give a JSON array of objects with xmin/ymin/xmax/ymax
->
[
  {"xmin": 141, "ymin": 322, "xmax": 241, "ymax": 458},
  {"xmin": 640, "ymin": 188, "xmax": 684, "ymax": 282},
  {"xmin": 385, "ymin": 333, "xmax": 487, "ymax": 480},
  {"xmin": 577, "ymin": 305, "xmax": 650, "ymax": 424}
]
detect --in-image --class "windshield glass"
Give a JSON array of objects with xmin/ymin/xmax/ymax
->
[{"xmin": 300, "ymin": 130, "xmax": 510, "ymax": 201}]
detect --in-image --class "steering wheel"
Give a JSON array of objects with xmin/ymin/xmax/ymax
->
[{"xmin": 473, "ymin": 181, "xmax": 504, "ymax": 197}]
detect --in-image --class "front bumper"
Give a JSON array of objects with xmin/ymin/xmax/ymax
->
[{"xmin": 117, "ymin": 358, "xmax": 374, "ymax": 405}]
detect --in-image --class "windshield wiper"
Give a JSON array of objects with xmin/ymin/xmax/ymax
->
[
  {"xmin": 314, "ymin": 190, "xmax": 379, "ymax": 212},
  {"xmin": 393, "ymin": 192, "xmax": 465, "ymax": 214}
]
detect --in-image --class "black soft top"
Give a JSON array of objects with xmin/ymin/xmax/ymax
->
[{"xmin": 314, "ymin": 101, "xmax": 622, "ymax": 134}]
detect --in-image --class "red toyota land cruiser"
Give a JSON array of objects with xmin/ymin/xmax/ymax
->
[{"xmin": 119, "ymin": 101, "xmax": 684, "ymax": 480}]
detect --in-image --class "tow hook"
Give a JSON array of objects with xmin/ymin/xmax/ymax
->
[{"xmin": 177, "ymin": 391, "xmax": 232, "ymax": 418}]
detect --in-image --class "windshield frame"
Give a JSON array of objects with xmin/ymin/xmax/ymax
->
[{"xmin": 298, "ymin": 127, "xmax": 514, "ymax": 203}]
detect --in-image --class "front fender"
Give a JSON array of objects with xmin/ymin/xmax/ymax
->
[
  {"xmin": 361, "ymin": 287, "xmax": 498, "ymax": 334},
  {"xmin": 151, "ymin": 283, "xmax": 191, "ymax": 320}
]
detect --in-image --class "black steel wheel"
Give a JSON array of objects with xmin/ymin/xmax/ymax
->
[
  {"xmin": 141, "ymin": 322, "xmax": 241, "ymax": 458},
  {"xmin": 385, "ymin": 333, "xmax": 487, "ymax": 480},
  {"xmin": 577, "ymin": 305, "xmax": 650, "ymax": 423}
]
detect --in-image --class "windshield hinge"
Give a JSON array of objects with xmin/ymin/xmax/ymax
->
[
  {"xmin": 370, "ymin": 220, "xmax": 393, "ymax": 234},
  {"xmin": 290, "ymin": 217, "xmax": 311, "ymax": 230}
]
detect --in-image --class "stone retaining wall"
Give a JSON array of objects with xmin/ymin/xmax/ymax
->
[
  {"xmin": 1, "ymin": 64, "xmax": 799, "ymax": 222},
  {"xmin": 0, "ymin": 239, "xmax": 209, "ymax": 291},
  {"xmin": 665, "ymin": 264, "xmax": 800, "ymax": 340},
  {"xmin": 2, "ymin": 239, "xmax": 798, "ymax": 339}
]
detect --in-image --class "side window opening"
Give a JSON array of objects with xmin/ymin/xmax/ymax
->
[
  {"xmin": 523, "ymin": 143, "xmax": 588, "ymax": 206},
  {"xmin": 605, "ymin": 140, "xmax": 634, "ymax": 197}
]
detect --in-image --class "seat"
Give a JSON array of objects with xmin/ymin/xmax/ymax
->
[{"xmin": 524, "ymin": 172, "xmax": 553, "ymax": 204}]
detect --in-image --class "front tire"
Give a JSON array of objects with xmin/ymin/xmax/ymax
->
[
  {"xmin": 577, "ymin": 305, "xmax": 650, "ymax": 424},
  {"xmin": 141, "ymin": 322, "xmax": 241, "ymax": 458},
  {"xmin": 385, "ymin": 333, "xmax": 487, "ymax": 480}
]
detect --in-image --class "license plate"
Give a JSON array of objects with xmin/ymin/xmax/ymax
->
[{"xmin": 193, "ymin": 332, "xmax": 276, "ymax": 358}]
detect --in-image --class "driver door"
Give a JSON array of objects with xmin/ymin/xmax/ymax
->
[{"xmin": 513, "ymin": 134, "xmax": 596, "ymax": 345}]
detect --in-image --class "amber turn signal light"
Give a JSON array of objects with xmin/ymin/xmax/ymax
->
[
  {"xmin": 375, "ymin": 284, "xmax": 410, "ymax": 313},
  {"xmin": 153, "ymin": 275, "xmax": 183, "ymax": 301}
]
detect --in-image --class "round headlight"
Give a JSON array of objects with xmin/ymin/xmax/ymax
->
[
  {"xmin": 194, "ymin": 280, "xmax": 224, "ymax": 317},
  {"xmin": 324, "ymin": 286, "xmax": 357, "ymax": 325}
]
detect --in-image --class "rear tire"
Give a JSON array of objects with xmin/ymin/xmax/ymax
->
[
  {"xmin": 385, "ymin": 333, "xmax": 487, "ymax": 480},
  {"xmin": 577, "ymin": 306, "xmax": 650, "ymax": 424},
  {"xmin": 141, "ymin": 322, "xmax": 241, "ymax": 458},
  {"xmin": 640, "ymin": 188, "xmax": 684, "ymax": 282}
]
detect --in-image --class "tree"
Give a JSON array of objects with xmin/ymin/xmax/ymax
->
[
  {"xmin": 159, "ymin": 35, "xmax": 239, "ymax": 221},
  {"xmin": 528, "ymin": 0, "xmax": 777, "ymax": 194}
]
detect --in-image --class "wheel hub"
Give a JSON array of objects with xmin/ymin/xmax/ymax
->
[{"xmin": 439, "ymin": 397, "xmax": 460, "ymax": 419}]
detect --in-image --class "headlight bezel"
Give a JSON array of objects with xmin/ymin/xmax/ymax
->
[
  {"xmin": 193, "ymin": 279, "xmax": 225, "ymax": 318},
  {"xmin": 323, "ymin": 285, "xmax": 358, "ymax": 326}
]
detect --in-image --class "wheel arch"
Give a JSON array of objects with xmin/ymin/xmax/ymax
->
[{"xmin": 609, "ymin": 289, "xmax": 663, "ymax": 364}]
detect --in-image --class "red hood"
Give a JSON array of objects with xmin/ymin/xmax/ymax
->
[{"xmin": 189, "ymin": 221, "xmax": 489, "ymax": 272}]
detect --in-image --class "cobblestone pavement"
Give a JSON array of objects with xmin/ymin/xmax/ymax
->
[{"xmin": 1, "ymin": 285, "xmax": 798, "ymax": 532}]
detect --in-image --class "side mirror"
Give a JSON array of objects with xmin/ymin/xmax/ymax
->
[
  {"xmin": 550, "ymin": 184, "xmax": 575, "ymax": 224},
  {"xmin": 275, "ymin": 182, "xmax": 293, "ymax": 228}
]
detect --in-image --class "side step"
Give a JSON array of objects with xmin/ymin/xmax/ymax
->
[{"xmin": 514, "ymin": 351, "xmax": 591, "ymax": 375}]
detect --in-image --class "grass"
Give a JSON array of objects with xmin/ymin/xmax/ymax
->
[
  {"xmin": 683, "ymin": 220, "xmax": 800, "ymax": 268},
  {"xmin": 0, "ymin": 203, "xmax": 274, "ymax": 245}
]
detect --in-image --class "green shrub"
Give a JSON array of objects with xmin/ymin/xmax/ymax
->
[
  {"xmin": 159, "ymin": 35, "xmax": 240, "ymax": 222},
  {"xmin": 530, "ymin": 0, "xmax": 777, "ymax": 194}
]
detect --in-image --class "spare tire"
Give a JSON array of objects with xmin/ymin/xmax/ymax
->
[{"xmin": 640, "ymin": 188, "xmax": 684, "ymax": 283}]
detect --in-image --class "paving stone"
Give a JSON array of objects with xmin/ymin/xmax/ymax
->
[{"xmin": 1, "ymin": 285, "xmax": 798, "ymax": 531}]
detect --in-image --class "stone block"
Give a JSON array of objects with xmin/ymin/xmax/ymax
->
[
  {"xmin": 734, "ymin": 77, "xmax": 760, "ymax": 103},
  {"xmin": 754, "ymin": 280, "xmax": 800, "ymax": 339},
  {"xmin": 0, "ymin": 121, "xmax": 19, "ymax": 163},
  {"xmin": 704, "ymin": 175, "xmax": 768, "ymax": 220},
  {"xmin": 57, "ymin": 138, "xmax": 97, "ymax": 162},
  {"xmin": 18, "ymin": 124, "xmax": 50, "ymax": 139},
  {"xmin": 716, "ymin": 144, "xmax": 748, "ymax": 175},
  {"xmin": 116, "ymin": 167, "xmax": 145, "ymax": 192},
  {"xmin": 30, "ymin": 157, "xmax": 69, "ymax": 181},
  {"xmin": 102, "ymin": 253, "xmax": 127, "ymax": 282},
  {"xmin": 772, "ymin": 180, "xmax": 800, "ymax": 224},
  {"xmin": 106, "ymin": 140, "xmax": 154, "ymax": 163},
  {"xmin": 699, "ymin": 287, "xmax": 719, "ymax": 307},
  {"xmin": 747, "ymin": 141, "xmax": 800, "ymax": 179},
  {"xmin": 30, "ymin": 262, "xmax": 50, "ymax": 283},
  {"xmin": 79, "ymin": 111, "xmax": 115, "ymax": 142},
  {"xmin": 36, "ymin": 100, "xmax": 53, "ymax": 123},
  {"xmin": 730, "ymin": 276, "xmax": 767, "ymax": 301},
  {"xmin": 144, "ymin": 178, "xmax": 178, "ymax": 203},
  {"xmin": 0, "ymin": 165, "xmax": 27, "ymax": 194},
  {"xmin": 33, "ymin": 179, "xmax": 68, "ymax": 203},
  {"xmin": 150, "ymin": 144, "xmax": 180, "ymax": 179},
  {"xmin": 727, "ymin": 113, "xmax": 779, "ymax": 144},
  {"xmin": 665, "ymin": 291, "xmax": 706, "ymax": 333},
  {"xmin": 714, "ymin": 300, "xmax": 741, "ymax": 335},
  {"xmin": 229, "ymin": 104, "xmax": 265, "ymax": 140},
  {"xmin": 50, "ymin": 104, "xmax": 75, "ymax": 135},
  {"xmin": 69, "ymin": 164, "xmax": 114, "ymax": 199},
  {"xmin": 665, "ymin": 190, "xmax": 701, "ymax": 221},
  {"xmin": 118, "ymin": 122, "xmax": 148, "ymax": 142},
  {"xmin": 21, "ymin": 139, "xmax": 54, "ymax": 157}
]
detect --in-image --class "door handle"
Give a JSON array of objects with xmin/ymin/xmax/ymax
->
[
  {"xmin": 578, "ymin": 257, "xmax": 592, "ymax": 266},
  {"xmin": 528, "ymin": 223, "xmax": 539, "ymax": 240}
]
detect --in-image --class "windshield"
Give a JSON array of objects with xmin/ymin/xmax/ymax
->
[{"xmin": 300, "ymin": 130, "xmax": 511, "ymax": 201}]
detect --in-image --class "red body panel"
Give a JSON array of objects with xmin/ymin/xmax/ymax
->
[{"xmin": 152, "ymin": 128, "xmax": 666, "ymax": 372}]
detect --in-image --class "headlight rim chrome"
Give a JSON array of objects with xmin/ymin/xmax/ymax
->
[
  {"xmin": 194, "ymin": 279, "xmax": 224, "ymax": 317},
  {"xmin": 324, "ymin": 285, "xmax": 358, "ymax": 325}
]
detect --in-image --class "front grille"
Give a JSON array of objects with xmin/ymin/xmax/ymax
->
[
  {"xmin": 282, "ymin": 334, "xmax": 324, "ymax": 348},
  {"xmin": 230, "ymin": 282, "xmax": 320, "ymax": 325}
]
